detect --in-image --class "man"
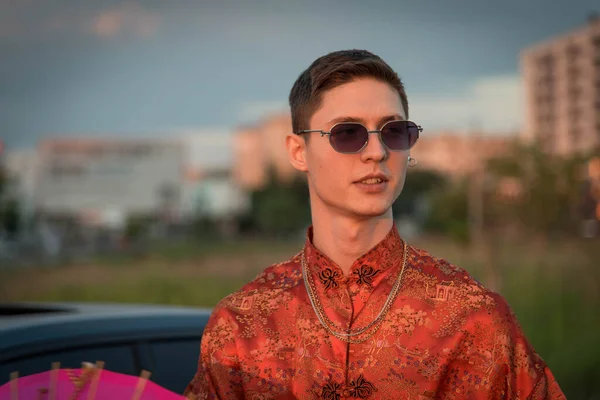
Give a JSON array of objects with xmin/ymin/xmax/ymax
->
[{"xmin": 185, "ymin": 50, "xmax": 565, "ymax": 399}]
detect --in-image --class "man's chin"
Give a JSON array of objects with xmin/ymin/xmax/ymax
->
[{"xmin": 349, "ymin": 205, "xmax": 392, "ymax": 219}]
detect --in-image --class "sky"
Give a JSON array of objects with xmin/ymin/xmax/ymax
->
[{"xmin": 1, "ymin": 0, "xmax": 599, "ymax": 149}]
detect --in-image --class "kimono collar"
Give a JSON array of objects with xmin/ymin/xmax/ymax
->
[{"xmin": 302, "ymin": 223, "xmax": 405, "ymax": 289}]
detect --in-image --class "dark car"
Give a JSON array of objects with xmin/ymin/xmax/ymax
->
[{"xmin": 0, "ymin": 302, "xmax": 211, "ymax": 394}]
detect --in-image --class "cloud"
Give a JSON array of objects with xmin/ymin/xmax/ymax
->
[
  {"xmin": 0, "ymin": 1, "xmax": 160, "ymax": 40},
  {"xmin": 90, "ymin": 2, "xmax": 160, "ymax": 38},
  {"xmin": 0, "ymin": 0, "xmax": 39, "ymax": 38},
  {"xmin": 409, "ymin": 75, "xmax": 523, "ymax": 134},
  {"xmin": 237, "ymin": 100, "xmax": 289, "ymax": 123}
]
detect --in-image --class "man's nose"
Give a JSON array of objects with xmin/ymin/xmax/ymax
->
[{"xmin": 360, "ymin": 132, "xmax": 388, "ymax": 162}]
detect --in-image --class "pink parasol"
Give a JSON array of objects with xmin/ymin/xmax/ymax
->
[{"xmin": 0, "ymin": 361, "xmax": 195, "ymax": 400}]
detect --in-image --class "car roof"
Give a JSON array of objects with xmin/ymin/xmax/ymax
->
[
  {"xmin": 0, "ymin": 302, "xmax": 212, "ymax": 329},
  {"xmin": 0, "ymin": 302, "xmax": 212, "ymax": 359}
]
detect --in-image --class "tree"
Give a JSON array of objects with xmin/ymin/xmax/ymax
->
[
  {"xmin": 392, "ymin": 169, "xmax": 445, "ymax": 218},
  {"xmin": 0, "ymin": 164, "xmax": 21, "ymax": 238},
  {"xmin": 0, "ymin": 164, "xmax": 6, "ymax": 197},
  {"xmin": 249, "ymin": 169, "xmax": 311, "ymax": 237},
  {"xmin": 423, "ymin": 177, "xmax": 470, "ymax": 244},
  {"xmin": 485, "ymin": 141, "xmax": 587, "ymax": 240}
]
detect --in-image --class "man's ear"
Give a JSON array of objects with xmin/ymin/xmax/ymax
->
[{"xmin": 286, "ymin": 133, "xmax": 308, "ymax": 172}]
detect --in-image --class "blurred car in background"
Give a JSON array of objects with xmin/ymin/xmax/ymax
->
[{"xmin": 0, "ymin": 302, "xmax": 210, "ymax": 394}]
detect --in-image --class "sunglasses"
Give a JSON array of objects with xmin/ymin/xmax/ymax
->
[{"xmin": 295, "ymin": 120, "xmax": 422, "ymax": 154}]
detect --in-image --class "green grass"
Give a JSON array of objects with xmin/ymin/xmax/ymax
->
[
  {"xmin": 0, "ymin": 238, "xmax": 300, "ymax": 306},
  {"xmin": 31, "ymin": 275, "xmax": 249, "ymax": 307}
]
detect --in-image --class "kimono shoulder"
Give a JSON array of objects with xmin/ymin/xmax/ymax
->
[{"xmin": 209, "ymin": 255, "xmax": 304, "ymax": 322}]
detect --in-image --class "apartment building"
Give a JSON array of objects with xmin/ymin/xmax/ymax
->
[{"xmin": 521, "ymin": 17, "xmax": 600, "ymax": 155}]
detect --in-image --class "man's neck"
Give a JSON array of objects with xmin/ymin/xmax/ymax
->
[{"xmin": 311, "ymin": 212, "xmax": 394, "ymax": 276}]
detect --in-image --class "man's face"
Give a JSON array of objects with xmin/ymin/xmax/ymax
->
[{"xmin": 304, "ymin": 77, "xmax": 409, "ymax": 219}]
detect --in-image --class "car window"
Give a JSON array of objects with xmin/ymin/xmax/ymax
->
[
  {"xmin": 149, "ymin": 338, "xmax": 201, "ymax": 394},
  {"xmin": 0, "ymin": 344, "xmax": 137, "ymax": 384}
]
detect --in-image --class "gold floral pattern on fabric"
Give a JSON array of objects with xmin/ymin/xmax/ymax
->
[
  {"xmin": 185, "ymin": 224, "xmax": 566, "ymax": 399},
  {"xmin": 352, "ymin": 265, "xmax": 381, "ymax": 287},
  {"xmin": 318, "ymin": 268, "xmax": 341, "ymax": 290}
]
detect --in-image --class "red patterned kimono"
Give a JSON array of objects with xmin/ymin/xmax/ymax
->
[{"xmin": 185, "ymin": 225, "xmax": 565, "ymax": 399}]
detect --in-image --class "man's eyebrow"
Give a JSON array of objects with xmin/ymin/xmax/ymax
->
[
  {"xmin": 325, "ymin": 116, "xmax": 364, "ymax": 126},
  {"xmin": 325, "ymin": 114, "xmax": 405, "ymax": 127},
  {"xmin": 377, "ymin": 114, "xmax": 405, "ymax": 126}
]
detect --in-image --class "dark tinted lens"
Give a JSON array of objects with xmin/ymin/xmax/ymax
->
[
  {"xmin": 381, "ymin": 121, "xmax": 419, "ymax": 150},
  {"xmin": 329, "ymin": 123, "xmax": 369, "ymax": 153}
]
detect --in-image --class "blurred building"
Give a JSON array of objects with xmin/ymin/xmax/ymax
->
[
  {"xmin": 31, "ymin": 133, "xmax": 249, "ymax": 229},
  {"xmin": 180, "ymin": 131, "xmax": 249, "ymax": 219},
  {"xmin": 233, "ymin": 113, "xmax": 296, "ymax": 190},
  {"xmin": 35, "ymin": 138, "xmax": 185, "ymax": 228},
  {"xmin": 521, "ymin": 16, "xmax": 600, "ymax": 155},
  {"xmin": 410, "ymin": 132, "xmax": 514, "ymax": 176},
  {"xmin": 233, "ymin": 125, "xmax": 268, "ymax": 190},
  {"xmin": 3, "ymin": 149, "xmax": 39, "ymax": 218}
]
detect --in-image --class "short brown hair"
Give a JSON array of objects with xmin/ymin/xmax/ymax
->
[{"xmin": 288, "ymin": 49, "xmax": 409, "ymax": 133}]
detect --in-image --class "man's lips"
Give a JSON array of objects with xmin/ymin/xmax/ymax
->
[{"xmin": 354, "ymin": 173, "xmax": 389, "ymax": 184}]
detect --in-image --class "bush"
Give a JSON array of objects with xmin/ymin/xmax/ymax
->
[
  {"xmin": 0, "ymin": 198, "xmax": 20, "ymax": 238},
  {"xmin": 249, "ymin": 173, "xmax": 311, "ymax": 237},
  {"xmin": 423, "ymin": 178, "xmax": 470, "ymax": 243}
]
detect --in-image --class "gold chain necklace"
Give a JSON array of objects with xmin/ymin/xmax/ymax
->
[{"xmin": 301, "ymin": 241, "xmax": 408, "ymax": 344}]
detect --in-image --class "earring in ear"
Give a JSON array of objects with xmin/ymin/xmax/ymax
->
[{"xmin": 408, "ymin": 156, "xmax": 417, "ymax": 167}]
